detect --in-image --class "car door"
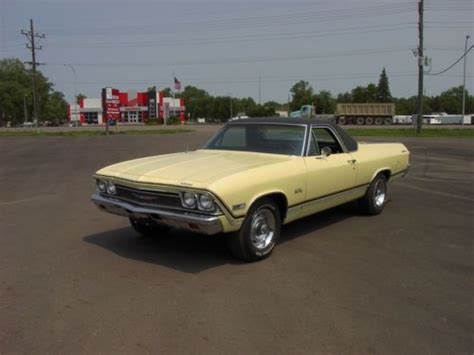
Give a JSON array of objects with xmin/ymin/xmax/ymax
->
[{"xmin": 303, "ymin": 126, "xmax": 357, "ymax": 204}]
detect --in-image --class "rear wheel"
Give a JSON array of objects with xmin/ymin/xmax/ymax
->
[
  {"xmin": 356, "ymin": 117, "xmax": 365, "ymax": 125},
  {"xmin": 359, "ymin": 174, "xmax": 388, "ymax": 215},
  {"xmin": 374, "ymin": 117, "xmax": 383, "ymax": 125},
  {"xmin": 383, "ymin": 117, "xmax": 392, "ymax": 125},
  {"xmin": 338, "ymin": 117, "xmax": 347, "ymax": 125},
  {"xmin": 228, "ymin": 198, "xmax": 281, "ymax": 261},
  {"xmin": 129, "ymin": 217, "xmax": 168, "ymax": 237},
  {"xmin": 365, "ymin": 117, "xmax": 374, "ymax": 125}
]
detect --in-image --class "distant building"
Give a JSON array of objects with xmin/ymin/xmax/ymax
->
[
  {"xmin": 68, "ymin": 89, "xmax": 185, "ymax": 124},
  {"xmin": 276, "ymin": 110, "xmax": 288, "ymax": 118}
]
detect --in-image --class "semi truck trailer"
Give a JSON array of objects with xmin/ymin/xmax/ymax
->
[{"xmin": 334, "ymin": 103, "xmax": 395, "ymax": 125}]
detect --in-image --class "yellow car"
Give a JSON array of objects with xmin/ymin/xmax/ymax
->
[{"xmin": 91, "ymin": 118, "xmax": 409, "ymax": 261}]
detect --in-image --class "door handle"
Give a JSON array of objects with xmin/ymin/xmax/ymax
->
[{"xmin": 347, "ymin": 159, "xmax": 357, "ymax": 164}]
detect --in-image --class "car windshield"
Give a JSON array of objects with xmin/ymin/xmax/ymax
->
[{"xmin": 204, "ymin": 124, "xmax": 306, "ymax": 156}]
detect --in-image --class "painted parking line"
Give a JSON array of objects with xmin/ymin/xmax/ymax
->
[
  {"xmin": 394, "ymin": 181, "xmax": 473, "ymax": 202},
  {"xmin": 0, "ymin": 195, "xmax": 54, "ymax": 207}
]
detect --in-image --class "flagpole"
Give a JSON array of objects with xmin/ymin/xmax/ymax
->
[{"xmin": 171, "ymin": 71, "xmax": 176, "ymax": 126}]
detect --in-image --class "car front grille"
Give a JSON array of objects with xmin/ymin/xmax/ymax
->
[{"xmin": 112, "ymin": 185, "xmax": 183, "ymax": 210}]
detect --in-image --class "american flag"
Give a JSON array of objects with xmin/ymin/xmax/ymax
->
[{"xmin": 174, "ymin": 77, "xmax": 181, "ymax": 91}]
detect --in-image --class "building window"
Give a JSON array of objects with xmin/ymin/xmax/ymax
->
[{"xmin": 84, "ymin": 112, "xmax": 98, "ymax": 124}]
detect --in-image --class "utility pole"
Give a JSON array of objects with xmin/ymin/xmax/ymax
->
[
  {"xmin": 21, "ymin": 19, "xmax": 45, "ymax": 131},
  {"xmin": 23, "ymin": 95, "xmax": 28, "ymax": 122},
  {"xmin": 287, "ymin": 94, "xmax": 290, "ymax": 117},
  {"xmin": 416, "ymin": 0, "xmax": 424, "ymax": 134},
  {"xmin": 258, "ymin": 76, "xmax": 262, "ymax": 105},
  {"xmin": 461, "ymin": 35, "xmax": 470, "ymax": 125}
]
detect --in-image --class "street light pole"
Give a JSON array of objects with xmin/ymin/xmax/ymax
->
[
  {"xmin": 461, "ymin": 35, "xmax": 470, "ymax": 125},
  {"xmin": 227, "ymin": 92, "xmax": 233, "ymax": 120},
  {"xmin": 24, "ymin": 95, "xmax": 28, "ymax": 123},
  {"xmin": 64, "ymin": 64, "xmax": 78, "ymax": 123}
]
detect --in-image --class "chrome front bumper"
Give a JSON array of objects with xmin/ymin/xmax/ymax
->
[{"xmin": 91, "ymin": 193, "xmax": 223, "ymax": 235}]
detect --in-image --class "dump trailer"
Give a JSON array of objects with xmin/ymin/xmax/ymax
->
[{"xmin": 335, "ymin": 103, "xmax": 395, "ymax": 125}]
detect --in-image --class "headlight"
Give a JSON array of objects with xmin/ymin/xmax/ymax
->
[
  {"xmin": 182, "ymin": 191, "xmax": 196, "ymax": 208},
  {"xmin": 197, "ymin": 193, "xmax": 215, "ymax": 211},
  {"xmin": 106, "ymin": 181, "xmax": 117, "ymax": 195},
  {"xmin": 97, "ymin": 179, "xmax": 106, "ymax": 193}
]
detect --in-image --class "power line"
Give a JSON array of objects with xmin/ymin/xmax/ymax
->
[
  {"xmin": 426, "ymin": 45, "xmax": 473, "ymax": 75},
  {"xmin": 45, "ymin": 47, "xmax": 411, "ymax": 67},
  {"xmin": 41, "ymin": 3, "xmax": 416, "ymax": 35},
  {"xmin": 39, "ymin": 24, "xmax": 417, "ymax": 49}
]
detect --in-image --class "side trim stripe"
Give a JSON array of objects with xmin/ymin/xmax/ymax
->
[
  {"xmin": 288, "ymin": 183, "xmax": 370, "ymax": 209},
  {"xmin": 391, "ymin": 169, "xmax": 408, "ymax": 178}
]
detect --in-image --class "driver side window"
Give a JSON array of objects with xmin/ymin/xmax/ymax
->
[{"xmin": 310, "ymin": 127, "xmax": 344, "ymax": 155}]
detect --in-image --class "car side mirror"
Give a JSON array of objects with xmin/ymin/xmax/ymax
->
[{"xmin": 321, "ymin": 146, "xmax": 332, "ymax": 157}]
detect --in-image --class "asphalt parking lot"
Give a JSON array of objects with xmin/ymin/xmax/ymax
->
[{"xmin": 0, "ymin": 128, "xmax": 472, "ymax": 354}]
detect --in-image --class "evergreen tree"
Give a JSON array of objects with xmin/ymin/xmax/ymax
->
[{"xmin": 377, "ymin": 68, "xmax": 392, "ymax": 102}]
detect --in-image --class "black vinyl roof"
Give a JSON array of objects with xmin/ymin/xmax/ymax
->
[{"xmin": 226, "ymin": 117, "xmax": 359, "ymax": 152}]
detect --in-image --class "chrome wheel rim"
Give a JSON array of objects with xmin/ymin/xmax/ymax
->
[
  {"xmin": 374, "ymin": 180, "xmax": 386, "ymax": 207},
  {"xmin": 250, "ymin": 208, "xmax": 275, "ymax": 250}
]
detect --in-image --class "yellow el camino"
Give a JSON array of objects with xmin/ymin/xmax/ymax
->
[{"xmin": 91, "ymin": 118, "xmax": 409, "ymax": 261}]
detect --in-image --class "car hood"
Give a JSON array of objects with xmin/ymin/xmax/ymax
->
[{"xmin": 96, "ymin": 149, "xmax": 292, "ymax": 188}]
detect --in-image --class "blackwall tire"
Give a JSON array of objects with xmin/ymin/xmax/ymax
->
[
  {"xmin": 228, "ymin": 198, "xmax": 281, "ymax": 262},
  {"xmin": 359, "ymin": 174, "xmax": 388, "ymax": 215}
]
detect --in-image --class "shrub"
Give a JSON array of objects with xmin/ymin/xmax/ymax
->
[{"xmin": 166, "ymin": 116, "xmax": 182, "ymax": 125}]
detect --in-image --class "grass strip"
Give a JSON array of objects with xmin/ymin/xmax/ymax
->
[
  {"xmin": 0, "ymin": 128, "xmax": 194, "ymax": 137},
  {"xmin": 346, "ymin": 128, "xmax": 474, "ymax": 138}
]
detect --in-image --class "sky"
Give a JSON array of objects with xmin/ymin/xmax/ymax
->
[{"xmin": 1, "ymin": 0, "xmax": 473, "ymax": 104}]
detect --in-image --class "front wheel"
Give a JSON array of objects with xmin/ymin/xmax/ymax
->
[
  {"xmin": 228, "ymin": 198, "xmax": 281, "ymax": 262},
  {"xmin": 359, "ymin": 174, "xmax": 388, "ymax": 215}
]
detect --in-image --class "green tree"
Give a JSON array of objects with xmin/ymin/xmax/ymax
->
[
  {"xmin": 43, "ymin": 91, "xmax": 68, "ymax": 121},
  {"xmin": 351, "ymin": 83, "xmax": 377, "ymax": 103},
  {"xmin": 180, "ymin": 85, "xmax": 210, "ymax": 120},
  {"xmin": 436, "ymin": 86, "xmax": 464, "ymax": 113},
  {"xmin": 377, "ymin": 68, "xmax": 392, "ymax": 102},
  {"xmin": 393, "ymin": 97, "xmax": 417, "ymax": 115},
  {"xmin": 0, "ymin": 58, "xmax": 68, "ymax": 124},
  {"xmin": 247, "ymin": 102, "xmax": 277, "ymax": 117},
  {"xmin": 289, "ymin": 80, "xmax": 314, "ymax": 111},
  {"xmin": 351, "ymin": 86, "xmax": 368, "ymax": 103},
  {"xmin": 336, "ymin": 92, "xmax": 352, "ymax": 103},
  {"xmin": 161, "ymin": 87, "xmax": 172, "ymax": 97},
  {"xmin": 262, "ymin": 101, "xmax": 283, "ymax": 111},
  {"xmin": 314, "ymin": 90, "xmax": 336, "ymax": 114},
  {"xmin": 0, "ymin": 59, "xmax": 32, "ymax": 123}
]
